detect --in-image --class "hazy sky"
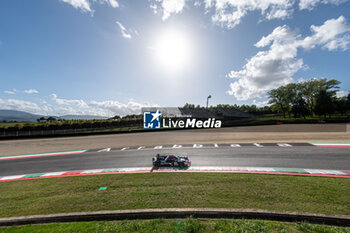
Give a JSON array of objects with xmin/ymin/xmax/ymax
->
[{"xmin": 1, "ymin": 0, "xmax": 350, "ymax": 116}]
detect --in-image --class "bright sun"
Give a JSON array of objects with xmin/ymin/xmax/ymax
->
[{"xmin": 154, "ymin": 29, "xmax": 191, "ymax": 72}]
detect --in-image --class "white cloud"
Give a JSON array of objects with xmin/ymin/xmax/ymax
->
[
  {"xmin": 300, "ymin": 16, "xmax": 350, "ymax": 51},
  {"xmin": 203, "ymin": 0, "xmax": 349, "ymax": 29},
  {"xmin": 0, "ymin": 93, "xmax": 157, "ymax": 117},
  {"xmin": 95, "ymin": 0, "xmax": 119, "ymax": 8},
  {"xmin": 116, "ymin": 21, "xmax": 132, "ymax": 39},
  {"xmin": 227, "ymin": 16, "xmax": 350, "ymax": 100},
  {"xmin": 150, "ymin": 0, "xmax": 186, "ymax": 20},
  {"xmin": 336, "ymin": 90, "xmax": 349, "ymax": 98},
  {"xmin": 89, "ymin": 100, "xmax": 157, "ymax": 116},
  {"xmin": 24, "ymin": 89, "xmax": 39, "ymax": 94},
  {"xmin": 60, "ymin": 0, "xmax": 92, "ymax": 12},
  {"xmin": 0, "ymin": 98, "xmax": 42, "ymax": 114},
  {"xmin": 60, "ymin": 0, "xmax": 119, "ymax": 13},
  {"xmin": 227, "ymin": 25, "xmax": 303, "ymax": 100},
  {"xmin": 194, "ymin": 1, "xmax": 201, "ymax": 7},
  {"xmin": 299, "ymin": 0, "xmax": 348, "ymax": 10},
  {"xmin": 49, "ymin": 94, "xmax": 156, "ymax": 116},
  {"xmin": 204, "ymin": 0, "xmax": 294, "ymax": 29},
  {"xmin": 54, "ymin": 106, "xmax": 103, "ymax": 116},
  {"xmin": 51, "ymin": 93, "xmax": 89, "ymax": 108},
  {"xmin": 105, "ymin": 0, "xmax": 119, "ymax": 8},
  {"xmin": 162, "ymin": 0, "xmax": 186, "ymax": 20},
  {"xmin": 150, "ymin": 4, "xmax": 158, "ymax": 14},
  {"xmin": 252, "ymin": 99, "xmax": 271, "ymax": 107},
  {"xmin": 4, "ymin": 90, "xmax": 15, "ymax": 95}
]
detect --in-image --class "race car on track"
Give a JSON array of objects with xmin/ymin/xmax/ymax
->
[{"xmin": 152, "ymin": 154, "xmax": 191, "ymax": 168}]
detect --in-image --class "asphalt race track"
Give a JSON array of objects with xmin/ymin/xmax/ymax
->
[{"xmin": 0, "ymin": 143, "xmax": 349, "ymax": 176}]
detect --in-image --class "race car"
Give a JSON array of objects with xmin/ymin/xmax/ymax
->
[{"xmin": 152, "ymin": 154, "xmax": 191, "ymax": 168}]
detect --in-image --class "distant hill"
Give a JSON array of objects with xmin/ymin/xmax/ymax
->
[
  {"xmin": 58, "ymin": 115, "xmax": 108, "ymax": 120},
  {"xmin": 0, "ymin": 110, "xmax": 108, "ymax": 122},
  {"xmin": 0, "ymin": 110, "xmax": 43, "ymax": 122}
]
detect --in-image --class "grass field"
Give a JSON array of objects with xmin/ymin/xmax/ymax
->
[
  {"xmin": 0, "ymin": 173, "xmax": 349, "ymax": 218},
  {"xmin": 2, "ymin": 218, "xmax": 350, "ymax": 233}
]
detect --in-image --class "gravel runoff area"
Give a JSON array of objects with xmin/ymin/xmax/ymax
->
[{"xmin": 0, "ymin": 124, "xmax": 349, "ymax": 156}]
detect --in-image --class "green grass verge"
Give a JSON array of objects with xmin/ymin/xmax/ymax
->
[
  {"xmin": 1, "ymin": 218, "xmax": 350, "ymax": 233},
  {"xmin": 0, "ymin": 173, "xmax": 349, "ymax": 218}
]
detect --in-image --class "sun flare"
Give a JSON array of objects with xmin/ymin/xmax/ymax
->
[{"xmin": 153, "ymin": 29, "xmax": 191, "ymax": 72}]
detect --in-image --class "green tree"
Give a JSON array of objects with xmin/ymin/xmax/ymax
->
[
  {"xmin": 292, "ymin": 98, "xmax": 309, "ymax": 119},
  {"xmin": 284, "ymin": 83, "xmax": 299, "ymax": 117},
  {"xmin": 314, "ymin": 89, "xmax": 335, "ymax": 118},
  {"xmin": 111, "ymin": 115, "xmax": 121, "ymax": 120},
  {"xmin": 46, "ymin": 116, "xmax": 56, "ymax": 122},
  {"xmin": 268, "ymin": 86, "xmax": 291, "ymax": 118},
  {"xmin": 37, "ymin": 117, "xmax": 46, "ymax": 122},
  {"xmin": 335, "ymin": 96, "xmax": 350, "ymax": 115},
  {"xmin": 183, "ymin": 103, "xmax": 195, "ymax": 109},
  {"xmin": 299, "ymin": 78, "xmax": 340, "ymax": 115}
]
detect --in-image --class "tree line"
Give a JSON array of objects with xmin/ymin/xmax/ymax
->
[
  {"xmin": 0, "ymin": 117, "xmax": 142, "ymax": 132},
  {"xmin": 183, "ymin": 103, "xmax": 273, "ymax": 115},
  {"xmin": 268, "ymin": 78, "xmax": 349, "ymax": 118},
  {"xmin": 184, "ymin": 78, "xmax": 349, "ymax": 118}
]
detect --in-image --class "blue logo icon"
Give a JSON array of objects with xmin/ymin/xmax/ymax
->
[{"xmin": 143, "ymin": 110, "xmax": 161, "ymax": 129}]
